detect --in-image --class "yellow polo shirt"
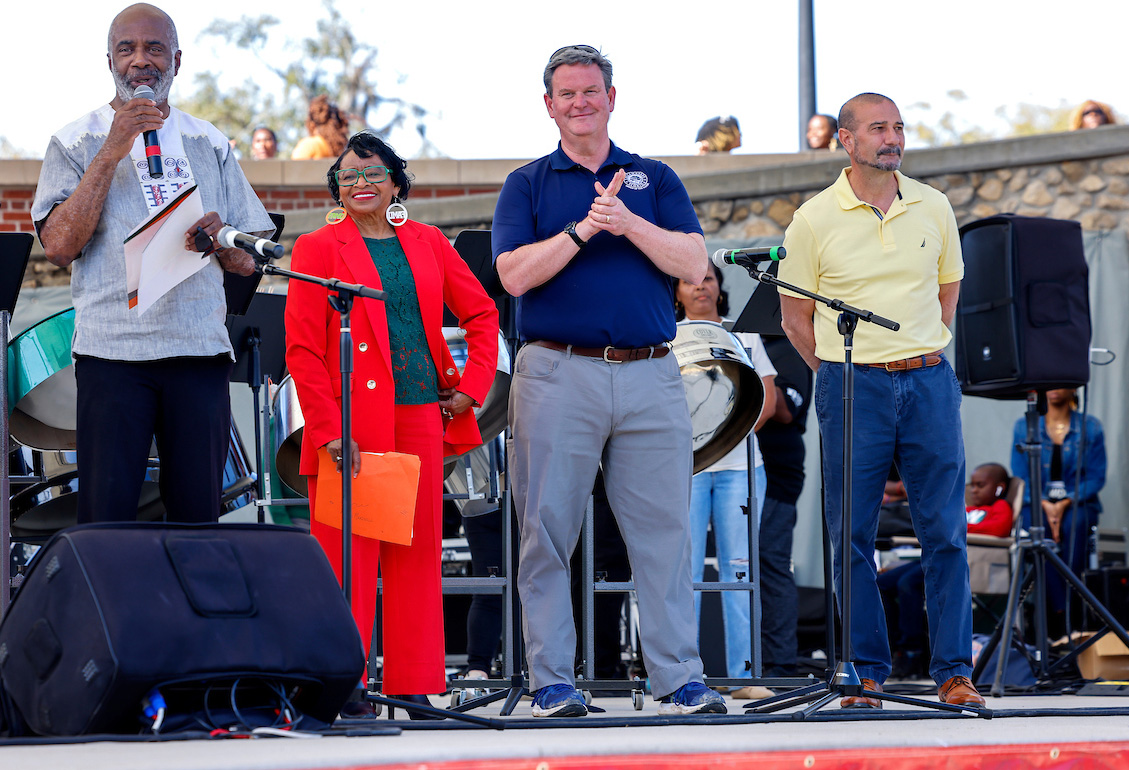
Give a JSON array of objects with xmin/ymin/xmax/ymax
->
[{"xmin": 779, "ymin": 169, "xmax": 963, "ymax": 364}]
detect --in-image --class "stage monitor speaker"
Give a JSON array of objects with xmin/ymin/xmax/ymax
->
[
  {"xmin": 0, "ymin": 523, "xmax": 365, "ymax": 736},
  {"xmin": 954, "ymin": 214, "xmax": 1090, "ymax": 399}
]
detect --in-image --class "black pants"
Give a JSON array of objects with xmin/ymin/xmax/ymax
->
[
  {"xmin": 75, "ymin": 355, "xmax": 232, "ymax": 523},
  {"xmin": 464, "ymin": 508, "xmax": 505, "ymax": 672}
]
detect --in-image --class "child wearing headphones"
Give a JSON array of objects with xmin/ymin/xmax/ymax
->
[{"xmin": 965, "ymin": 462, "xmax": 1014, "ymax": 537}]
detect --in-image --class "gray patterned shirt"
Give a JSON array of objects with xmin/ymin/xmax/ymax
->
[{"xmin": 32, "ymin": 104, "xmax": 273, "ymax": 361}]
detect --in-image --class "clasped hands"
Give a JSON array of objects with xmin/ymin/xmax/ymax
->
[
  {"xmin": 1040, "ymin": 498, "xmax": 1072, "ymax": 542},
  {"xmin": 577, "ymin": 168, "xmax": 632, "ymax": 240}
]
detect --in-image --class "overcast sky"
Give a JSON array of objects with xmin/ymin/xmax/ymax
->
[{"xmin": 3, "ymin": 0, "xmax": 1123, "ymax": 159}]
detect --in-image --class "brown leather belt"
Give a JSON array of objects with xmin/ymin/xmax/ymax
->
[
  {"xmin": 867, "ymin": 351, "xmax": 943, "ymax": 371},
  {"xmin": 530, "ymin": 339, "xmax": 670, "ymax": 363}
]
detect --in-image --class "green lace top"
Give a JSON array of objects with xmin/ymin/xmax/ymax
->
[{"xmin": 364, "ymin": 237, "xmax": 438, "ymax": 405}]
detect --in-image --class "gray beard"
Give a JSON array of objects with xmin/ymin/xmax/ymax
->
[
  {"xmin": 112, "ymin": 66, "xmax": 174, "ymax": 105},
  {"xmin": 857, "ymin": 152, "xmax": 902, "ymax": 173}
]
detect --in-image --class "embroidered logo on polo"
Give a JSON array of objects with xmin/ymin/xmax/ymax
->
[{"xmin": 623, "ymin": 171, "xmax": 649, "ymax": 190}]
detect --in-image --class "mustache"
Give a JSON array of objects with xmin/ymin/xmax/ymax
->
[{"xmin": 878, "ymin": 147, "xmax": 902, "ymax": 157}]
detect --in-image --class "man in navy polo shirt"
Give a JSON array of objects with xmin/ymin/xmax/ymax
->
[{"xmin": 493, "ymin": 45, "xmax": 724, "ymax": 718}]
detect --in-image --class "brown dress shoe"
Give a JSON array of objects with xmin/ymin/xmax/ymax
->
[
  {"xmin": 937, "ymin": 676, "xmax": 986, "ymax": 707},
  {"xmin": 840, "ymin": 677, "xmax": 882, "ymax": 709}
]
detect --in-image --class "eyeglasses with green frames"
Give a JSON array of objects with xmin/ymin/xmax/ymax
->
[{"xmin": 335, "ymin": 165, "xmax": 391, "ymax": 186}]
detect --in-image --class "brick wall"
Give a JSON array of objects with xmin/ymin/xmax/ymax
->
[{"xmin": 0, "ymin": 189, "xmax": 34, "ymax": 233}]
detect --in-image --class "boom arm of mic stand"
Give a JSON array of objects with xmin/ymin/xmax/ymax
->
[
  {"xmin": 262, "ymin": 264, "xmax": 387, "ymax": 302},
  {"xmin": 739, "ymin": 263, "xmax": 901, "ymax": 332}
]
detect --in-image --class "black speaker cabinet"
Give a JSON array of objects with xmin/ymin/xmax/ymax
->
[
  {"xmin": 1084, "ymin": 567, "xmax": 1129, "ymax": 630},
  {"xmin": 955, "ymin": 215, "xmax": 1090, "ymax": 399},
  {"xmin": 0, "ymin": 523, "xmax": 365, "ymax": 736}
]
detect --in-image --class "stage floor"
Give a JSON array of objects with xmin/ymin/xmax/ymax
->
[{"xmin": 3, "ymin": 687, "xmax": 1129, "ymax": 769}]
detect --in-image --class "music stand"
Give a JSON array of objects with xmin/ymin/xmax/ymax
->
[
  {"xmin": 445, "ymin": 230, "xmax": 514, "ymax": 341},
  {"xmin": 731, "ymin": 260, "xmax": 784, "ymax": 338},
  {"xmin": 1, "ymin": 233, "xmax": 34, "ymax": 615},
  {"xmin": 224, "ymin": 212, "xmax": 285, "ymax": 317},
  {"xmin": 226, "ymin": 292, "xmax": 288, "ymax": 519}
]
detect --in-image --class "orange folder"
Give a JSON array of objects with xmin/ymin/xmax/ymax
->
[{"xmin": 313, "ymin": 447, "xmax": 421, "ymax": 545}]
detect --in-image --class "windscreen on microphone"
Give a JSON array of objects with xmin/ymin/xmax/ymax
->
[
  {"xmin": 711, "ymin": 246, "xmax": 786, "ymax": 269},
  {"xmin": 132, "ymin": 85, "xmax": 163, "ymax": 178},
  {"xmin": 217, "ymin": 226, "xmax": 284, "ymax": 260}
]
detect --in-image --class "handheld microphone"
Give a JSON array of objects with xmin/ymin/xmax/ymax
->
[
  {"xmin": 712, "ymin": 246, "xmax": 786, "ymax": 269},
  {"xmin": 132, "ymin": 85, "xmax": 163, "ymax": 178},
  {"xmin": 216, "ymin": 226, "xmax": 284, "ymax": 260}
]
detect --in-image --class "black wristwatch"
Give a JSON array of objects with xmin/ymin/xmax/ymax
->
[{"xmin": 564, "ymin": 221, "xmax": 587, "ymax": 249}]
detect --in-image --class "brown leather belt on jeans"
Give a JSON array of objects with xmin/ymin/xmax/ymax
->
[
  {"xmin": 530, "ymin": 339, "xmax": 670, "ymax": 363},
  {"xmin": 867, "ymin": 351, "xmax": 943, "ymax": 371}
]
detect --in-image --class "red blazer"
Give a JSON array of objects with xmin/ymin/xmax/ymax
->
[{"xmin": 284, "ymin": 216, "xmax": 499, "ymax": 477}]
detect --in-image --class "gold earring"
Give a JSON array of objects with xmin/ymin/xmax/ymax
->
[{"xmin": 326, "ymin": 206, "xmax": 347, "ymax": 225}]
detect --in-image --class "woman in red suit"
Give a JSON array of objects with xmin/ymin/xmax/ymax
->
[{"xmin": 285, "ymin": 131, "xmax": 498, "ymax": 716}]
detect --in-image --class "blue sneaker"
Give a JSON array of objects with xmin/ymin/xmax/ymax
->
[
  {"xmin": 531, "ymin": 683, "xmax": 588, "ymax": 717},
  {"xmin": 657, "ymin": 681, "xmax": 727, "ymax": 715}
]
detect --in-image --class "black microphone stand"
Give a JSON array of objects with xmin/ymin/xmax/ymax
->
[
  {"xmin": 254, "ymin": 259, "xmax": 384, "ymax": 603},
  {"xmin": 732, "ymin": 260, "xmax": 991, "ymax": 719}
]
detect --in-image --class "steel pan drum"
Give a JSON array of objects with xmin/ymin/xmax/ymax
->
[
  {"xmin": 443, "ymin": 328, "xmax": 511, "ymax": 451},
  {"xmin": 270, "ymin": 374, "xmax": 306, "ymax": 497},
  {"xmin": 672, "ymin": 320, "xmax": 765, "ymax": 474},
  {"xmin": 10, "ymin": 424, "xmax": 256, "ymax": 539},
  {"xmin": 7, "ymin": 308, "xmax": 78, "ymax": 450},
  {"xmin": 443, "ymin": 440, "xmax": 504, "ymax": 516}
]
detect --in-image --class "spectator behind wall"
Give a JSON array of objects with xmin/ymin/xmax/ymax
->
[
  {"xmin": 251, "ymin": 127, "xmax": 278, "ymax": 160},
  {"xmin": 806, "ymin": 114, "xmax": 838, "ymax": 150},
  {"xmin": 695, "ymin": 116, "xmax": 742, "ymax": 154},
  {"xmin": 291, "ymin": 95, "xmax": 350, "ymax": 160},
  {"xmin": 1069, "ymin": 100, "xmax": 1117, "ymax": 130}
]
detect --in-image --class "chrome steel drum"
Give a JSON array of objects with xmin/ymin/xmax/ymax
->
[
  {"xmin": 443, "ymin": 328, "xmax": 511, "ymax": 450},
  {"xmin": 270, "ymin": 374, "xmax": 306, "ymax": 497},
  {"xmin": 671, "ymin": 320, "xmax": 765, "ymax": 474},
  {"xmin": 7, "ymin": 308, "xmax": 78, "ymax": 450},
  {"xmin": 9, "ymin": 452, "xmax": 163, "ymax": 539},
  {"xmin": 443, "ymin": 440, "xmax": 504, "ymax": 516},
  {"xmin": 220, "ymin": 420, "xmax": 257, "ymax": 512},
  {"xmin": 9, "ymin": 423, "xmax": 256, "ymax": 539}
]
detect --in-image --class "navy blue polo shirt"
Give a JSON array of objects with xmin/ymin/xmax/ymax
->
[{"xmin": 492, "ymin": 142, "xmax": 703, "ymax": 348}]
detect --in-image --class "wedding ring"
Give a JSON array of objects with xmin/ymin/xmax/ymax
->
[{"xmin": 605, "ymin": 215, "xmax": 610, "ymax": 223}]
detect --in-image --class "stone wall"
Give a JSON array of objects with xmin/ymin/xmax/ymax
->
[{"xmin": 690, "ymin": 125, "xmax": 1129, "ymax": 240}]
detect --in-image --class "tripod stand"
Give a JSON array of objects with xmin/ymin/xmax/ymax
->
[
  {"xmin": 973, "ymin": 390, "xmax": 1129, "ymax": 695},
  {"xmin": 728, "ymin": 258, "xmax": 991, "ymax": 719}
]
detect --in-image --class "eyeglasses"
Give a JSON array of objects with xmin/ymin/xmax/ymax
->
[
  {"xmin": 335, "ymin": 165, "xmax": 391, "ymax": 186},
  {"xmin": 548, "ymin": 44, "xmax": 600, "ymax": 61},
  {"xmin": 1082, "ymin": 108, "xmax": 1106, "ymax": 118}
]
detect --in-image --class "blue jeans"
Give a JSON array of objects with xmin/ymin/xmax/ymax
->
[
  {"xmin": 816, "ymin": 359, "xmax": 971, "ymax": 686},
  {"xmin": 689, "ymin": 464, "xmax": 767, "ymax": 679}
]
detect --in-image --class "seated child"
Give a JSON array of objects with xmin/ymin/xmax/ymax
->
[{"xmin": 878, "ymin": 462, "xmax": 1013, "ymax": 679}]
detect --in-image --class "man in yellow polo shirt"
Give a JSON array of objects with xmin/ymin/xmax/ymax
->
[{"xmin": 779, "ymin": 92, "xmax": 985, "ymax": 710}]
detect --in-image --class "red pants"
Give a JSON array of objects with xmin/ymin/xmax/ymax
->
[{"xmin": 309, "ymin": 403, "xmax": 445, "ymax": 695}]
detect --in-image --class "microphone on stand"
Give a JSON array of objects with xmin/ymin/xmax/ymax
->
[
  {"xmin": 132, "ymin": 85, "xmax": 163, "ymax": 178},
  {"xmin": 712, "ymin": 246, "xmax": 786, "ymax": 269},
  {"xmin": 216, "ymin": 226, "xmax": 284, "ymax": 260}
]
